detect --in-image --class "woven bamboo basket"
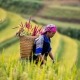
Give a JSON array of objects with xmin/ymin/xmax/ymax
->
[{"xmin": 19, "ymin": 36, "xmax": 36, "ymax": 59}]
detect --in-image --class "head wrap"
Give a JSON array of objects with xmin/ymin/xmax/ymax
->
[{"xmin": 42, "ymin": 24, "xmax": 57, "ymax": 34}]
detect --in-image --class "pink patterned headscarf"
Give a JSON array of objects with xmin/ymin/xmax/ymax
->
[{"xmin": 42, "ymin": 24, "xmax": 57, "ymax": 34}]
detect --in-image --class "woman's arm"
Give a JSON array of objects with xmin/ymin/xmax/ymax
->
[{"xmin": 49, "ymin": 51, "xmax": 55, "ymax": 63}]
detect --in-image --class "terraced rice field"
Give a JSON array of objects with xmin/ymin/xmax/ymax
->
[
  {"xmin": 33, "ymin": 17, "xmax": 80, "ymax": 29},
  {"xmin": 37, "ymin": 4, "xmax": 80, "ymax": 20},
  {"xmin": 0, "ymin": 8, "xmax": 80, "ymax": 80},
  {"xmin": 0, "ymin": 8, "xmax": 7, "ymax": 22}
]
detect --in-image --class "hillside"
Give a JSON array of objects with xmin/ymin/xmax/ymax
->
[
  {"xmin": 0, "ymin": 8, "xmax": 80, "ymax": 80},
  {"xmin": 0, "ymin": 8, "xmax": 80, "ymax": 68},
  {"xmin": 32, "ymin": 1, "xmax": 80, "ymax": 39},
  {"xmin": 0, "ymin": 1, "xmax": 80, "ymax": 79},
  {"xmin": 0, "ymin": 0, "xmax": 80, "ymax": 39}
]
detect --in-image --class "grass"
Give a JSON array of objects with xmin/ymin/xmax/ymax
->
[
  {"xmin": 0, "ymin": 8, "xmax": 9, "ymax": 30},
  {"xmin": 0, "ymin": 11, "xmax": 27, "ymax": 42},
  {"xmin": 49, "ymin": 5, "xmax": 80, "ymax": 11},
  {"xmin": 39, "ymin": 5, "xmax": 80, "ymax": 19},
  {"xmin": 0, "ymin": 8, "xmax": 7, "ymax": 23},
  {"xmin": 60, "ymin": 35, "xmax": 78, "ymax": 70},
  {"xmin": 0, "ymin": 8, "xmax": 80, "ymax": 80},
  {"xmin": 0, "ymin": 0, "xmax": 44, "ymax": 16},
  {"xmin": 52, "ymin": 34, "xmax": 78, "ymax": 71},
  {"xmin": 0, "ymin": 9, "xmax": 41, "ymax": 43},
  {"xmin": 0, "ymin": 36, "xmax": 19, "ymax": 52},
  {"xmin": 51, "ymin": 32, "xmax": 61, "ymax": 54},
  {"xmin": 0, "ymin": 52, "xmax": 79, "ymax": 80},
  {"xmin": 55, "ymin": 38, "xmax": 65, "ymax": 62},
  {"xmin": 76, "ymin": 41, "xmax": 80, "ymax": 69},
  {"xmin": 50, "ymin": 32, "xmax": 63, "ymax": 61},
  {"xmin": 0, "ymin": 8, "xmax": 41, "ymax": 53},
  {"xmin": 0, "ymin": 18, "xmax": 9, "ymax": 31},
  {"xmin": 0, "ymin": 41, "xmax": 20, "ymax": 55},
  {"xmin": 15, "ymin": 0, "xmax": 44, "ymax": 3},
  {"xmin": 33, "ymin": 17, "xmax": 80, "ymax": 29}
]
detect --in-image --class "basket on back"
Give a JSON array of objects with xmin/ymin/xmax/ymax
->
[
  {"xmin": 17, "ymin": 18, "xmax": 41, "ymax": 59},
  {"xmin": 19, "ymin": 35, "xmax": 36, "ymax": 59}
]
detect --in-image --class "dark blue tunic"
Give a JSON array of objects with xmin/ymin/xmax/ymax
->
[{"xmin": 33, "ymin": 35, "xmax": 51, "ymax": 58}]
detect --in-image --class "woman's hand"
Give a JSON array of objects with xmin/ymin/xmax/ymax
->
[{"xmin": 49, "ymin": 51, "xmax": 55, "ymax": 63}]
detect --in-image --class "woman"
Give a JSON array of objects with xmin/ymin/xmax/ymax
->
[{"xmin": 33, "ymin": 24, "xmax": 57, "ymax": 65}]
